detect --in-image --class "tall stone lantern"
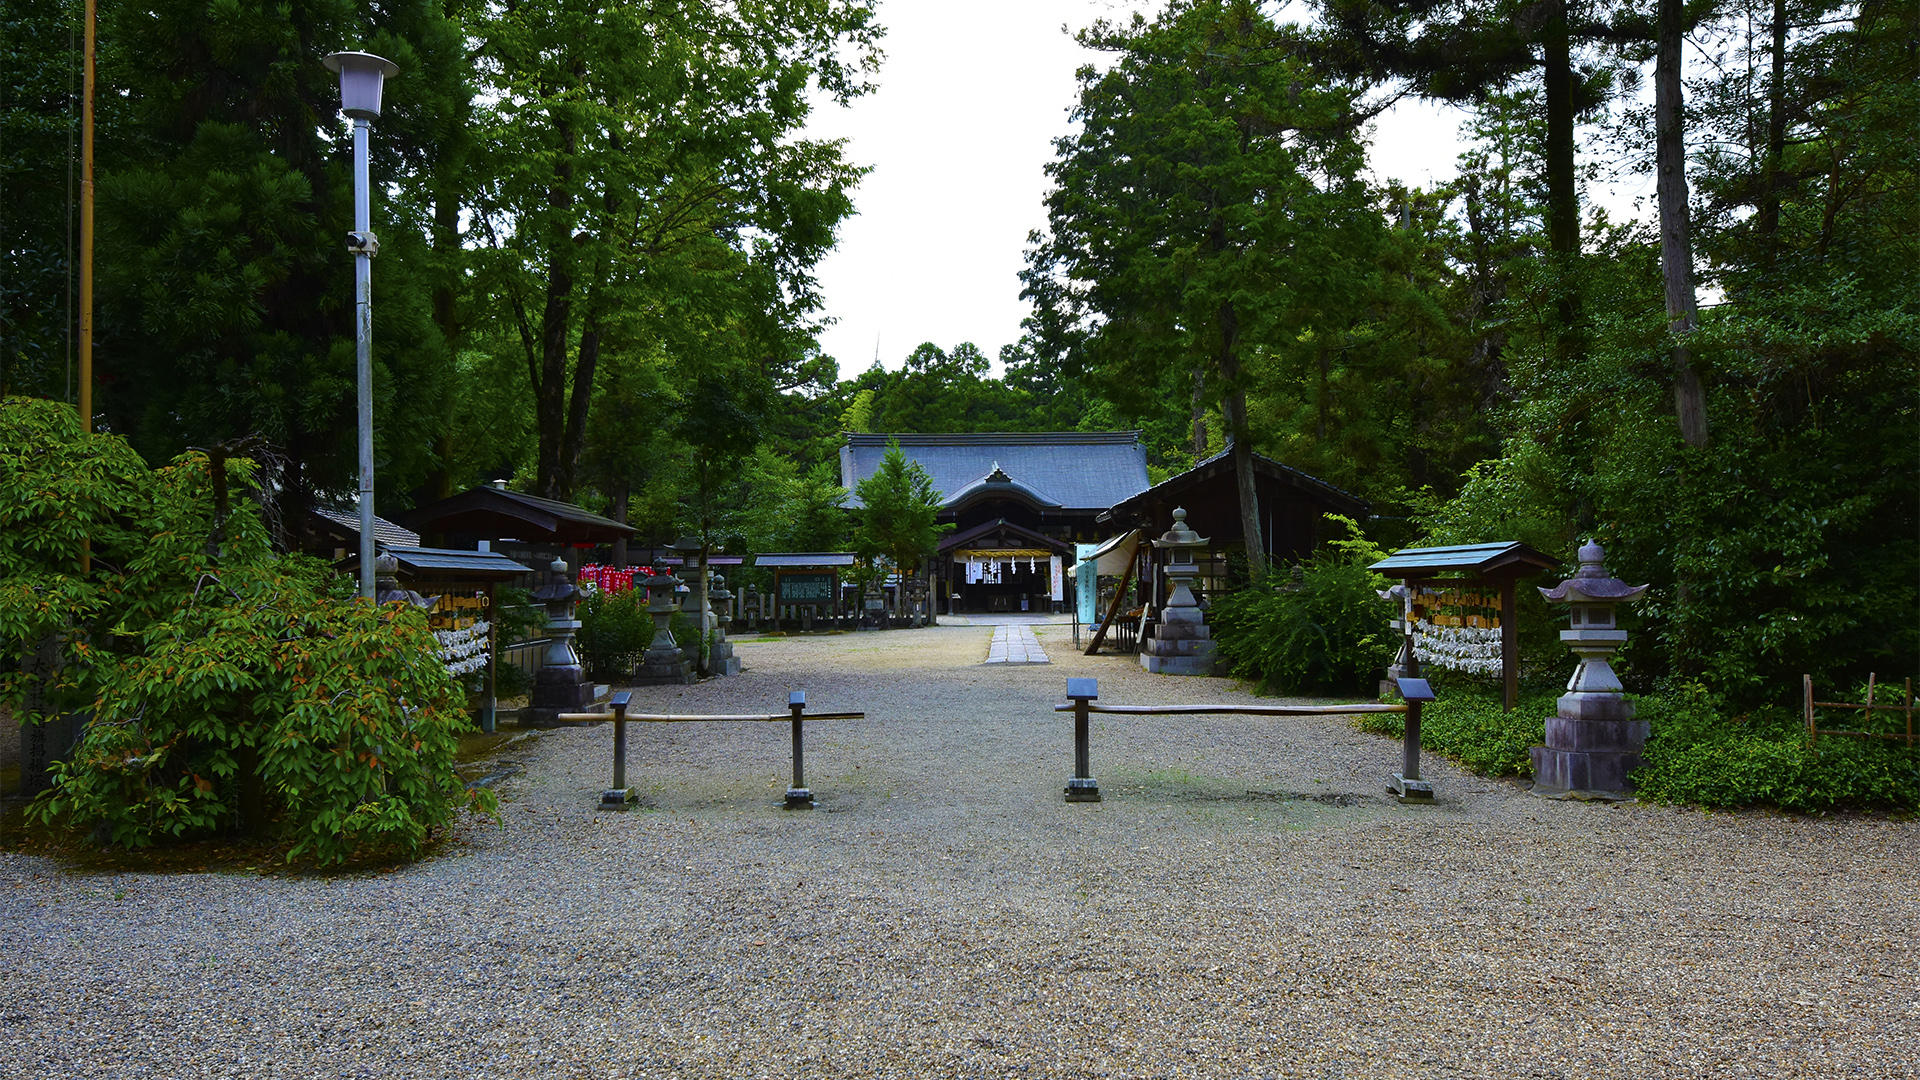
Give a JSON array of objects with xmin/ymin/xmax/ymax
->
[
  {"xmin": 1531, "ymin": 541, "xmax": 1650, "ymax": 799},
  {"xmin": 1140, "ymin": 508, "xmax": 1218, "ymax": 675},
  {"xmin": 523, "ymin": 557, "xmax": 595, "ymax": 725}
]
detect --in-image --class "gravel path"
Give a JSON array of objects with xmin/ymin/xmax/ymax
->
[{"xmin": 3, "ymin": 623, "xmax": 1915, "ymax": 1079}]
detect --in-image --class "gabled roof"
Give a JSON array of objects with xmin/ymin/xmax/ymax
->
[
  {"xmin": 395, "ymin": 486, "xmax": 634, "ymax": 544},
  {"xmin": 840, "ymin": 432, "xmax": 1150, "ymax": 511},
  {"xmin": 1102, "ymin": 447, "xmax": 1368, "ymax": 522}
]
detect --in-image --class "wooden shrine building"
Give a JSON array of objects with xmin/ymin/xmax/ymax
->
[{"xmin": 840, "ymin": 432, "xmax": 1152, "ymax": 614}]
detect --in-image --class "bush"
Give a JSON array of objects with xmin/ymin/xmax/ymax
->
[
  {"xmin": 1352, "ymin": 676, "xmax": 1918, "ymax": 811},
  {"xmin": 1632, "ymin": 683, "xmax": 1918, "ymax": 812},
  {"xmin": 1210, "ymin": 517, "xmax": 1395, "ymax": 695},
  {"xmin": 2, "ymin": 397, "xmax": 493, "ymax": 863},
  {"xmin": 1353, "ymin": 685, "xmax": 1555, "ymax": 777},
  {"xmin": 576, "ymin": 588, "xmax": 652, "ymax": 681}
]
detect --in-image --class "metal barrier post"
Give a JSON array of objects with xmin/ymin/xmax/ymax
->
[
  {"xmin": 785, "ymin": 690, "xmax": 813, "ymax": 809},
  {"xmin": 599, "ymin": 691, "xmax": 635, "ymax": 811},
  {"xmin": 1065, "ymin": 678, "xmax": 1101, "ymax": 802},
  {"xmin": 1389, "ymin": 677, "xmax": 1436, "ymax": 802}
]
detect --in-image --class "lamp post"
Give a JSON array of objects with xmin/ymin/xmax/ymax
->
[{"xmin": 323, "ymin": 50, "xmax": 398, "ymax": 601}]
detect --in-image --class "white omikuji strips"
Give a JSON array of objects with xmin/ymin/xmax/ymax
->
[
  {"xmin": 435, "ymin": 620, "xmax": 492, "ymax": 677},
  {"xmin": 1413, "ymin": 621, "xmax": 1503, "ymax": 677}
]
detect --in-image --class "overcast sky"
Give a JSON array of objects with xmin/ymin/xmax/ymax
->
[{"xmin": 798, "ymin": 1, "xmax": 1650, "ymax": 380}]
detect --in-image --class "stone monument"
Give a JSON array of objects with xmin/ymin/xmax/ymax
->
[
  {"xmin": 1532, "ymin": 541, "xmax": 1650, "ymax": 799},
  {"xmin": 522, "ymin": 557, "xmax": 596, "ymax": 726},
  {"xmin": 632, "ymin": 563, "xmax": 694, "ymax": 685},
  {"xmin": 1140, "ymin": 508, "xmax": 1218, "ymax": 675}
]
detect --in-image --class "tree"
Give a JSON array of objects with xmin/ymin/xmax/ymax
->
[
  {"xmin": 1025, "ymin": 0, "xmax": 1383, "ymax": 576},
  {"xmin": 852, "ymin": 440, "xmax": 950, "ymax": 602},
  {"xmin": 73, "ymin": 0, "xmax": 472, "ymax": 528},
  {"xmin": 467, "ymin": 0, "xmax": 880, "ymax": 501}
]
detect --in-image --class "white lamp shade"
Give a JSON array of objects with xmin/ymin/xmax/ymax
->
[{"xmin": 323, "ymin": 51, "xmax": 399, "ymax": 120}]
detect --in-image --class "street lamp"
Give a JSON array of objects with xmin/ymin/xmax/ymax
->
[{"xmin": 323, "ymin": 50, "xmax": 398, "ymax": 601}]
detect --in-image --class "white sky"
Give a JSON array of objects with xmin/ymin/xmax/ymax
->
[{"xmin": 799, "ymin": 0, "xmax": 1647, "ymax": 379}]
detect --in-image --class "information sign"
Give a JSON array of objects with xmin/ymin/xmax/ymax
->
[{"xmin": 777, "ymin": 571, "xmax": 837, "ymax": 605}]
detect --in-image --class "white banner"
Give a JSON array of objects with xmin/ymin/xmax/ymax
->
[{"xmin": 1049, "ymin": 555, "xmax": 1064, "ymax": 601}]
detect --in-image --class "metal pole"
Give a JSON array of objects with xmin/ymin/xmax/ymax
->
[
  {"xmin": 1403, "ymin": 699, "xmax": 1422, "ymax": 781},
  {"xmin": 785, "ymin": 691, "xmax": 812, "ymax": 808},
  {"xmin": 79, "ymin": 0, "xmax": 94, "ymax": 573},
  {"xmin": 353, "ymin": 117, "xmax": 376, "ymax": 602}
]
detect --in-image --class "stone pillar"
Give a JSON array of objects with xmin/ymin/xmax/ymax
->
[
  {"xmin": 632, "ymin": 564, "xmax": 693, "ymax": 685},
  {"xmin": 1532, "ymin": 541, "xmax": 1650, "ymax": 799},
  {"xmin": 522, "ymin": 557, "xmax": 596, "ymax": 726},
  {"xmin": 742, "ymin": 585, "xmax": 759, "ymax": 632},
  {"xmin": 1140, "ymin": 508, "xmax": 1218, "ymax": 675},
  {"xmin": 706, "ymin": 574, "xmax": 741, "ymax": 676}
]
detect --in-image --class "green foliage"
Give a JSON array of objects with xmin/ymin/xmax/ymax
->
[
  {"xmin": 1354, "ymin": 687, "xmax": 1556, "ymax": 779},
  {"xmin": 2, "ymin": 397, "xmax": 492, "ymax": 864},
  {"xmin": 576, "ymin": 587, "xmax": 651, "ymax": 682},
  {"xmin": 1631, "ymin": 683, "xmax": 1918, "ymax": 813},
  {"xmin": 852, "ymin": 440, "xmax": 951, "ymax": 577},
  {"xmin": 1210, "ymin": 517, "xmax": 1395, "ymax": 694}
]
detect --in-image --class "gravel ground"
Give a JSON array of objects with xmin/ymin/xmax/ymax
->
[{"xmin": 2, "ymin": 622, "xmax": 1915, "ymax": 1079}]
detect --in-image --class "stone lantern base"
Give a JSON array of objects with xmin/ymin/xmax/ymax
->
[
  {"xmin": 1140, "ymin": 606, "xmax": 1217, "ymax": 675},
  {"xmin": 1530, "ymin": 706, "xmax": 1649, "ymax": 799},
  {"xmin": 521, "ymin": 665, "xmax": 596, "ymax": 727},
  {"xmin": 632, "ymin": 641, "xmax": 694, "ymax": 686}
]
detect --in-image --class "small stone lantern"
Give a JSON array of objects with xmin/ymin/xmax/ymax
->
[
  {"xmin": 632, "ymin": 563, "xmax": 693, "ymax": 685},
  {"xmin": 1531, "ymin": 541, "xmax": 1649, "ymax": 799},
  {"xmin": 1140, "ymin": 508, "xmax": 1217, "ymax": 675}
]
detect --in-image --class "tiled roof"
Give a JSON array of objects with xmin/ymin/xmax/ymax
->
[
  {"xmin": 840, "ymin": 432, "xmax": 1149, "ymax": 511},
  {"xmin": 1370, "ymin": 542, "xmax": 1559, "ymax": 578},
  {"xmin": 312, "ymin": 505, "xmax": 421, "ymax": 548}
]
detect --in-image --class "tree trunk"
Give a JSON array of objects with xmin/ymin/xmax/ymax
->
[
  {"xmin": 532, "ymin": 251, "xmax": 574, "ymax": 501},
  {"xmin": 1658, "ymin": 0, "xmax": 1708, "ymax": 448},
  {"xmin": 1758, "ymin": 0, "xmax": 1787, "ymax": 261},
  {"xmin": 609, "ymin": 479, "xmax": 630, "ymax": 568},
  {"xmin": 1542, "ymin": 0, "xmax": 1583, "ymax": 359},
  {"xmin": 1190, "ymin": 367, "xmax": 1207, "ymax": 458},
  {"xmin": 1215, "ymin": 309, "xmax": 1264, "ymax": 579}
]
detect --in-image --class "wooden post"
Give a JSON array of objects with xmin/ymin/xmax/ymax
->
[
  {"xmin": 482, "ymin": 583, "xmax": 498, "ymax": 733},
  {"xmin": 1501, "ymin": 577, "xmax": 1518, "ymax": 713}
]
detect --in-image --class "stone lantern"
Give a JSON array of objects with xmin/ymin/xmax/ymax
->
[
  {"xmin": 1140, "ymin": 508, "xmax": 1217, "ymax": 675},
  {"xmin": 523, "ymin": 557, "xmax": 595, "ymax": 725},
  {"xmin": 632, "ymin": 563, "xmax": 693, "ymax": 685},
  {"xmin": 1531, "ymin": 540, "xmax": 1650, "ymax": 799},
  {"xmin": 706, "ymin": 573, "xmax": 740, "ymax": 676}
]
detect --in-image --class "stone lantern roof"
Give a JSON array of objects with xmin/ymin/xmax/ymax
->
[{"xmin": 1538, "ymin": 541, "xmax": 1649, "ymax": 604}]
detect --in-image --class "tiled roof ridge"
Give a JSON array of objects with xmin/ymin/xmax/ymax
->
[{"xmin": 844, "ymin": 430, "xmax": 1141, "ymax": 446}]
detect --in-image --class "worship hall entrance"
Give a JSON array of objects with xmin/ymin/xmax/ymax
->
[{"xmin": 937, "ymin": 519, "xmax": 1072, "ymax": 615}]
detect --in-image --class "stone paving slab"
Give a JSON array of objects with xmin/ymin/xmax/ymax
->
[{"xmin": 983, "ymin": 623, "xmax": 1049, "ymax": 664}]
